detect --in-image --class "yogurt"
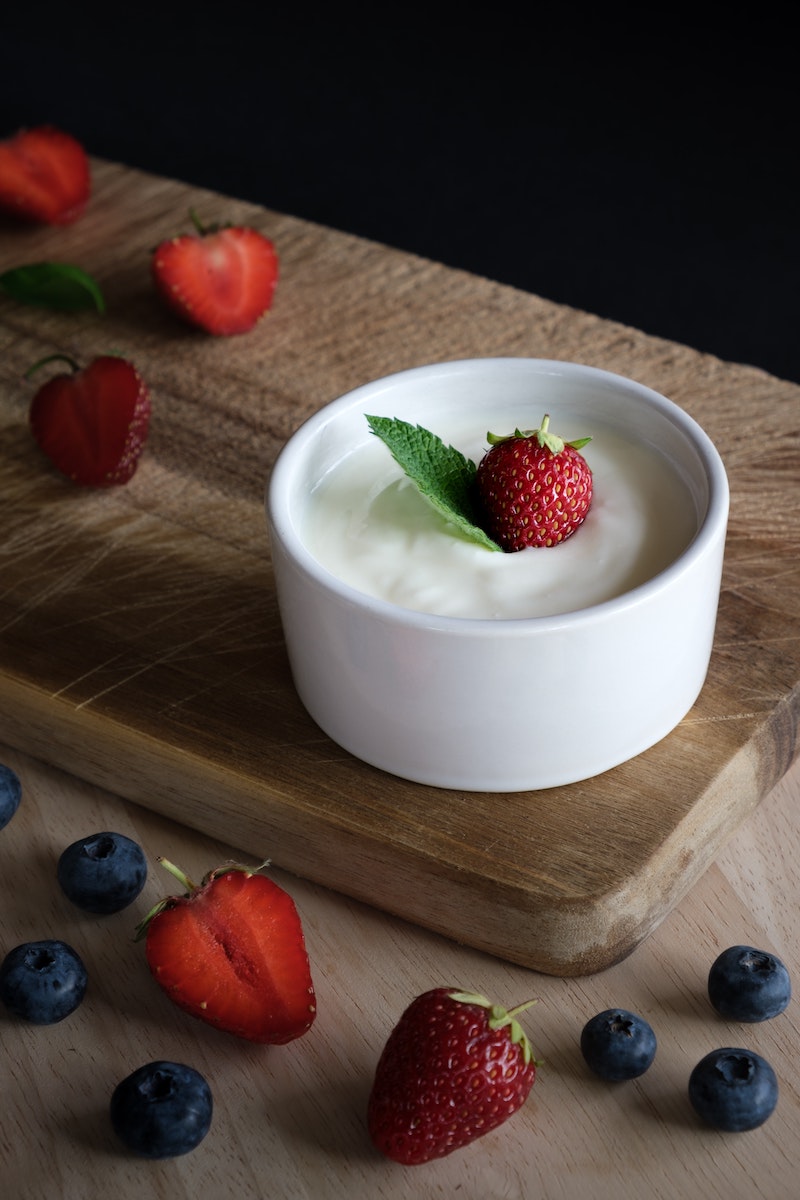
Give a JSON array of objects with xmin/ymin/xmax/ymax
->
[{"xmin": 303, "ymin": 416, "xmax": 699, "ymax": 619}]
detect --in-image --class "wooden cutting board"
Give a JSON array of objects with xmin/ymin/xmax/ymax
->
[{"xmin": 1, "ymin": 159, "xmax": 798, "ymax": 975}]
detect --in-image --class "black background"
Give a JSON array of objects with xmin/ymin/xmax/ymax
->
[{"xmin": 1, "ymin": 10, "xmax": 797, "ymax": 383}]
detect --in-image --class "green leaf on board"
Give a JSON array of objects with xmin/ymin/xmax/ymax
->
[{"xmin": 0, "ymin": 262, "xmax": 105, "ymax": 313}]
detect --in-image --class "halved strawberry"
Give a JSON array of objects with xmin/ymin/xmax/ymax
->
[
  {"xmin": 151, "ymin": 210, "xmax": 279, "ymax": 336},
  {"xmin": 28, "ymin": 354, "xmax": 151, "ymax": 487},
  {"xmin": 0, "ymin": 126, "xmax": 90, "ymax": 225},
  {"xmin": 137, "ymin": 860, "xmax": 317, "ymax": 1045}
]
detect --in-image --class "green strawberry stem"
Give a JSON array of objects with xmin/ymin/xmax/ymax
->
[
  {"xmin": 24, "ymin": 352, "xmax": 82, "ymax": 380},
  {"xmin": 188, "ymin": 208, "xmax": 232, "ymax": 237},
  {"xmin": 448, "ymin": 990, "xmax": 542, "ymax": 1067},
  {"xmin": 134, "ymin": 856, "xmax": 273, "ymax": 942},
  {"xmin": 486, "ymin": 413, "xmax": 591, "ymax": 454},
  {"xmin": 157, "ymin": 856, "xmax": 198, "ymax": 893},
  {"xmin": 189, "ymin": 208, "xmax": 210, "ymax": 235},
  {"xmin": 132, "ymin": 858, "xmax": 197, "ymax": 940},
  {"xmin": 25, "ymin": 350, "xmax": 129, "ymax": 382}
]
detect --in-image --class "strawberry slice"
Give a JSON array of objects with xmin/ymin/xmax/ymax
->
[
  {"xmin": 151, "ymin": 210, "xmax": 279, "ymax": 336},
  {"xmin": 28, "ymin": 354, "xmax": 151, "ymax": 487},
  {"xmin": 0, "ymin": 125, "xmax": 90, "ymax": 225},
  {"xmin": 138, "ymin": 860, "xmax": 317, "ymax": 1045}
]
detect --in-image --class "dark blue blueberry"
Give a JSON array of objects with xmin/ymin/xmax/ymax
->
[
  {"xmin": 0, "ymin": 939, "xmax": 88, "ymax": 1023},
  {"xmin": 708, "ymin": 944, "xmax": 791, "ymax": 1022},
  {"xmin": 689, "ymin": 1047, "xmax": 778, "ymax": 1131},
  {"xmin": 0, "ymin": 764, "xmax": 22, "ymax": 830},
  {"xmin": 580, "ymin": 1008, "xmax": 657, "ymax": 1080},
  {"xmin": 57, "ymin": 831, "xmax": 147, "ymax": 914},
  {"xmin": 110, "ymin": 1061, "xmax": 213, "ymax": 1158}
]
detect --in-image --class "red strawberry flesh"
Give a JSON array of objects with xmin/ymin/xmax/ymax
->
[
  {"xmin": 0, "ymin": 125, "xmax": 90, "ymax": 224},
  {"xmin": 152, "ymin": 224, "xmax": 278, "ymax": 335},
  {"xmin": 144, "ymin": 868, "xmax": 316, "ymax": 1044}
]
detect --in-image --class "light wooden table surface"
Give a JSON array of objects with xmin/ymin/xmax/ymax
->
[{"xmin": 0, "ymin": 739, "xmax": 797, "ymax": 1199}]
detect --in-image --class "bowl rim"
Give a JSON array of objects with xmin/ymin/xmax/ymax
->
[{"xmin": 266, "ymin": 357, "xmax": 730, "ymax": 635}]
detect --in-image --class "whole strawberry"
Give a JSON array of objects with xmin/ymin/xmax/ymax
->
[
  {"xmin": 475, "ymin": 414, "xmax": 593, "ymax": 551},
  {"xmin": 0, "ymin": 125, "xmax": 90, "ymax": 225},
  {"xmin": 151, "ymin": 209, "xmax": 278, "ymax": 335},
  {"xmin": 28, "ymin": 353, "xmax": 151, "ymax": 487},
  {"xmin": 137, "ymin": 860, "xmax": 316, "ymax": 1044},
  {"xmin": 368, "ymin": 988, "xmax": 539, "ymax": 1165}
]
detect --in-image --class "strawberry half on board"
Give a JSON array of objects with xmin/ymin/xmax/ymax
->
[
  {"xmin": 137, "ymin": 860, "xmax": 317, "ymax": 1045},
  {"xmin": 368, "ymin": 988, "xmax": 539, "ymax": 1164},
  {"xmin": 28, "ymin": 353, "xmax": 151, "ymax": 487},
  {"xmin": 475, "ymin": 413, "xmax": 593, "ymax": 551},
  {"xmin": 0, "ymin": 125, "xmax": 90, "ymax": 225},
  {"xmin": 151, "ymin": 210, "xmax": 279, "ymax": 335}
]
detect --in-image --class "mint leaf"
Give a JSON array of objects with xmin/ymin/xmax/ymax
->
[
  {"xmin": 366, "ymin": 415, "xmax": 501, "ymax": 552},
  {"xmin": 0, "ymin": 262, "xmax": 105, "ymax": 313}
]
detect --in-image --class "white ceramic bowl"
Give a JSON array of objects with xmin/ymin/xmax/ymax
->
[{"xmin": 266, "ymin": 358, "xmax": 729, "ymax": 791}]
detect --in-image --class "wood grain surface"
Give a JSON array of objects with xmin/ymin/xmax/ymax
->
[
  {"xmin": 0, "ymin": 159, "xmax": 798, "ymax": 975},
  {"xmin": 1, "ymin": 741, "xmax": 798, "ymax": 1199}
]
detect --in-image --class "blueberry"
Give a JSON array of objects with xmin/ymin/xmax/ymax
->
[
  {"xmin": 689, "ymin": 1047, "xmax": 778, "ymax": 1131},
  {"xmin": 57, "ymin": 831, "xmax": 147, "ymax": 914},
  {"xmin": 580, "ymin": 1008, "xmax": 657, "ymax": 1080},
  {"xmin": 110, "ymin": 1061, "xmax": 213, "ymax": 1158},
  {"xmin": 0, "ymin": 763, "xmax": 22, "ymax": 830},
  {"xmin": 0, "ymin": 939, "xmax": 88, "ymax": 1023},
  {"xmin": 708, "ymin": 944, "xmax": 791, "ymax": 1022}
]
